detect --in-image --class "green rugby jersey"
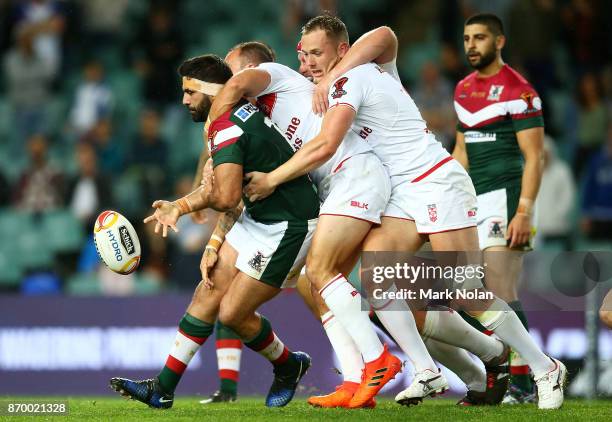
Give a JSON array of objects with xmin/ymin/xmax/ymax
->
[
  {"xmin": 208, "ymin": 101, "xmax": 319, "ymax": 223},
  {"xmin": 454, "ymin": 64, "xmax": 544, "ymax": 195}
]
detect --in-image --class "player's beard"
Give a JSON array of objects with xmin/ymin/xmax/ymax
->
[
  {"xmin": 189, "ymin": 96, "xmax": 212, "ymax": 122},
  {"xmin": 466, "ymin": 47, "xmax": 496, "ymax": 70}
]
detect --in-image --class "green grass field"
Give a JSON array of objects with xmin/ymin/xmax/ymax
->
[{"xmin": 1, "ymin": 397, "xmax": 611, "ymax": 421}]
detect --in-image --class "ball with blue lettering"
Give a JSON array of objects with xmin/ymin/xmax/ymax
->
[{"xmin": 93, "ymin": 210, "xmax": 141, "ymax": 274}]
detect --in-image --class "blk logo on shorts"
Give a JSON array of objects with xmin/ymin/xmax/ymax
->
[
  {"xmin": 427, "ymin": 204, "xmax": 438, "ymax": 223},
  {"xmin": 467, "ymin": 208, "xmax": 477, "ymax": 218},
  {"xmin": 350, "ymin": 200, "xmax": 369, "ymax": 210}
]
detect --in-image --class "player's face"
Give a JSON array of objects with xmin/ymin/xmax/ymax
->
[
  {"xmin": 463, "ymin": 24, "xmax": 498, "ymax": 70},
  {"xmin": 301, "ymin": 29, "xmax": 346, "ymax": 83},
  {"xmin": 182, "ymin": 89, "xmax": 212, "ymax": 122}
]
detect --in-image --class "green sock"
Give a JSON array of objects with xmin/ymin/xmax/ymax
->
[
  {"xmin": 508, "ymin": 301, "xmax": 533, "ymax": 392},
  {"xmin": 215, "ymin": 320, "xmax": 241, "ymax": 395},
  {"xmin": 158, "ymin": 313, "xmax": 214, "ymax": 394}
]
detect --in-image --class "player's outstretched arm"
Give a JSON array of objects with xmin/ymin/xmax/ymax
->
[
  {"xmin": 506, "ymin": 126, "xmax": 544, "ymax": 248},
  {"xmin": 244, "ymin": 105, "xmax": 355, "ymax": 201},
  {"xmin": 313, "ymin": 26, "xmax": 398, "ymax": 114},
  {"xmin": 208, "ymin": 69, "xmax": 271, "ymax": 122}
]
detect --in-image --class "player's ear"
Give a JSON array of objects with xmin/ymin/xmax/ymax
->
[
  {"xmin": 338, "ymin": 41, "xmax": 350, "ymax": 58},
  {"xmin": 495, "ymin": 35, "xmax": 506, "ymax": 51}
]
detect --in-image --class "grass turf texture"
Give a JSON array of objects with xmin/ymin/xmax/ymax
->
[{"xmin": 2, "ymin": 397, "xmax": 610, "ymax": 421}]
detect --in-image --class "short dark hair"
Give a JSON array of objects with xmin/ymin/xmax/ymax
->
[
  {"xmin": 465, "ymin": 13, "xmax": 505, "ymax": 37},
  {"xmin": 230, "ymin": 41, "xmax": 276, "ymax": 65},
  {"xmin": 302, "ymin": 14, "xmax": 349, "ymax": 43},
  {"xmin": 177, "ymin": 54, "xmax": 232, "ymax": 84}
]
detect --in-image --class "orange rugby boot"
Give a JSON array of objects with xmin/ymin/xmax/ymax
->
[
  {"xmin": 347, "ymin": 345, "xmax": 402, "ymax": 409},
  {"xmin": 308, "ymin": 381, "xmax": 377, "ymax": 408}
]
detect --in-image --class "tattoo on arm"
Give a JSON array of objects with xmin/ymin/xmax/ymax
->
[{"xmin": 214, "ymin": 201, "xmax": 244, "ymax": 238}]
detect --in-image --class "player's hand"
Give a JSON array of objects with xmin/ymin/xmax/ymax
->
[
  {"xmin": 506, "ymin": 213, "xmax": 531, "ymax": 249},
  {"xmin": 243, "ymin": 171, "xmax": 277, "ymax": 202},
  {"xmin": 200, "ymin": 246, "xmax": 219, "ymax": 289},
  {"xmin": 143, "ymin": 200, "xmax": 180, "ymax": 237},
  {"xmin": 312, "ymin": 74, "xmax": 332, "ymax": 116}
]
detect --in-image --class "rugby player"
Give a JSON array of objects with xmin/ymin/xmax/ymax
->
[
  {"xmin": 244, "ymin": 15, "xmax": 566, "ymax": 410},
  {"xmin": 109, "ymin": 54, "xmax": 316, "ymax": 408},
  {"xmin": 215, "ymin": 37, "xmax": 511, "ymax": 408},
  {"xmin": 452, "ymin": 13, "xmax": 545, "ymax": 404}
]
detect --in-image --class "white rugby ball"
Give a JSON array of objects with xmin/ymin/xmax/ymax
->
[{"xmin": 93, "ymin": 210, "xmax": 141, "ymax": 275}]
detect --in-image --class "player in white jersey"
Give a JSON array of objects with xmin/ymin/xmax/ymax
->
[
  {"xmin": 219, "ymin": 39, "xmax": 515, "ymax": 409},
  {"xmin": 244, "ymin": 15, "xmax": 566, "ymax": 410},
  {"xmin": 211, "ymin": 41, "xmax": 405, "ymax": 408}
]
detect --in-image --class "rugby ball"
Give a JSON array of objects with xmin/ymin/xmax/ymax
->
[{"xmin": 93, "ymin": 210, "xmax": 141, "ymax": 275}]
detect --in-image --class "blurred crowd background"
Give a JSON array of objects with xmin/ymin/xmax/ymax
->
[{"xmin": 0, "ymin": 0, "xmax": 611, "ymax": 296}]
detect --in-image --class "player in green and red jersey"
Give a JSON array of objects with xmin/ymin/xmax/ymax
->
[
  {"xmin": 452, "ymin": 13, "xmax": 545, "ymax": 404},
  {"xmin": 110, "ymin": 55, "xmax": 318, "ymax": 409}
]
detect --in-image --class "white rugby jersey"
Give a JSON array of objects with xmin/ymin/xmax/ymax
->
[
  {"xmin": 256, "ymin": 62, "xmax": 371, "ymax": 185},
  {"xmin": 327, "ymin": 62, "xmax": 450, "ymax": 181}
]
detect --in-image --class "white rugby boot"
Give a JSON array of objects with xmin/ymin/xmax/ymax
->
[
  {"xmin": 534, "ymin": 358, "xmax": 567, "ymax": 410},
  {"xmin": 395, "ymin": 368, "xmax": 448, "ymax": 406}
]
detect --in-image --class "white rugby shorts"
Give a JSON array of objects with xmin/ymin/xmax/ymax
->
[
  {"xmin": 225, "ymin": 211, "xmax": 317, "ymax": 288},
  {"xmin": 383, "ymin": 158, "xmax": 478, "ymax": 233},
  {"xmin": 317, "ymin": 152, "xmax": 391, "ymax": 224}
]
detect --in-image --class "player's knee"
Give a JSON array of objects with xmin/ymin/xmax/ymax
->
[
  {"xmin": 600, "ymin": 309, "xmax": 612, "ymax": 329},
  {"xmin": 218, "ymin": 301, "xmax": 240, "ymax": 329}
]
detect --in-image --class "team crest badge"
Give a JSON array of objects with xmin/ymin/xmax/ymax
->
[
  {"xmin": 331, "ymin": 77, "xmax": 349, "ymax": 99},
  {"xmin": 427, "ymin": 204, "xmax": 438, "ymax": 223},
  {"xmin": 488, "ymin": 220, "xmax": 505, "ymax": 238},
  {"xmin": 248, "ymin": 251, "xmax": 266, "ymax": 272},
  {"xmin": 487, "ymin": 85, "xmax": 504, "ymax": 101}
]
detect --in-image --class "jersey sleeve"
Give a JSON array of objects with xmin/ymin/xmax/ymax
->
[
  {"xmin": 208, "ymin": 114, "xmax": 246, "ymax": 166},
  {"xmin": 453, "ymin": 82, "xmax": 467, "ymax": 133},
  {"xmin": 327, "ymin": 70, "xmax": 365, "ymax": 113},
  {"xmin": 257, "ymin": 62, "xmax": 313, "ymax": 96},
  {"xmin": 507, "ymin": 82, "xmax": 544, "ymax": 132},
  {"xmin": 379, "ymin": 59, "xmax": 401, "ymax": 82}
]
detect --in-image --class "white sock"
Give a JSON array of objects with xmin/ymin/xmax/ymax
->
[
  {"xmin": 320, "ymin": 274, "xmax": 384, "ymax": 362},
  {"xmin": 423, "ymin": 306, "xmax": 503, "ymax": 363},
  {"xmin": 371, "ymin": 285, "xmax": 437, "ymax": 372},
  {"xmin": 322, "ymin": 311, "xmax": 363, "ymax": 383},
  {"xmin": 425, "ymin": 337, "xmax": 486, "ymax": 392},
  {"xmin": 477, "ymin": 298, "xmax": 552, "ymax": 378}
]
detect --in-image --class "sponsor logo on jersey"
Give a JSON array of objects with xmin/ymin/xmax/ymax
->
[
  {"xmin": 488, "ymin": 220, "xmax": 505, "ymax": 238},
  {"xmin": 234, "ymin": 103, "xmax": 258, "ymax": 121},
  {"xmin": 331, "ymin": 77, "xmax": 349, "ymax": 99},
  {"xmin": 487, "ymin": 85, "xmax": 504, "ymax": 101},
  {"xmin": 119, "ymin": 225, "xmax": 135, "ymax": 255},
  {"xmin": 464, "ymin": 131, "xmax": 496, "ymax": 143},
  {"xmin": 427, "ymin": 204, "xmax": 438, "ymax": 223},
  {"xmin": 248, "ymin": 251, "xmax": 266, "ymax": 272},
  {"xmin": 471, "ymin": 91, "xmax": 486, "ymax": 98}
]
